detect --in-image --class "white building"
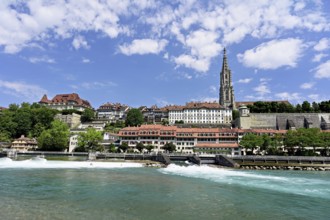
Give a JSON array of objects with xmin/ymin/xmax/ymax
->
[
  {"xmin": 97, "ymin": 102, "xmax": 130, "ymax": 122},
  {"xmin": 119, "ymin": 125, "xmax": 241, "ymax": 155},
  {"xmin": 168, "ymin": 102, "xmax": 232, "ymax": 125}
]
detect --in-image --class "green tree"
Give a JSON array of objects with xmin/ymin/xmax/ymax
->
[
  {"xmin": 320, "ymin": 132, "xmax": 330, "ymax": 156},
  {"xmin": 232, "ymin": 110, "xmax": 239, "ymax": 120},
  {"xmin": 81, "ymin": 108, "xmax": 95, "ymax": 123},
  {"xmin": 239, "ymin": 133, "xmax": 263, "ymax": 154},
  {"xmin": 0, "ymin": 110, "xmax": 18, "ymax": 138},
  {"xmin": 13, "ymin": 108, "xmax": 33, "ymax": 138},
  {"xmin": 162, "ymin": 119, "xmax": 169, "ymax": 125},
  {"xmin": 125, "ymin": 108, "xmax": 144, "ymax": 126},
  {"xmin": 145, "ymin": 144, "xmax": 154, "ymax": 153},
  {"xmin": 77, "ymin": 128, "xmax": 103, "ymax": 151},
  {"xmin": 312, "ymin": 102, "xmax": 320, "ymax": 112},
  {"xmin": 136, "ymin": 142, "xmax": 145, "ymax": 152},
  {"xmin": 8, "ymin": 103, "xmax": 19, "ymax": 112},
  {"xmin": 284, "ymin": 130, "xmax": 299, "ymax": 155},
  {"xmin": 118, "ymin": 142, "xmax": 129, "ymax": 152},
  {"xmin": 302, "ymin": 101, "xmax": 311, "ymax": 113},
  {"xmin": 163, "ymin": 142, "xmax": 176, "ymax": 153},
  {"xmin": 32, "ymin": 107, "xmax": 57, "ymax": 129},
  {"xmin": 108, "ymin": 143, "xmax": 117, "ymax": 153},
  {"xmin": 260, "ymin": 134, "xmax": 271, "ymax": 152},
  {"xmin": 295, "ymin": 104, "xmax": 302, "ymax": 113},
  {"xmin": 0, "ymin": 131, "xmax": 11, "ymax": 142},
  {"xmin": 38, "ymin": 120, "xmax": 70, "ymax": 151}
]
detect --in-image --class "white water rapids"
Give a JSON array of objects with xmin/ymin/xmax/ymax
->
[{"xmin": 0, "ymin": 157, "xmax": 143, "ymax": 169}]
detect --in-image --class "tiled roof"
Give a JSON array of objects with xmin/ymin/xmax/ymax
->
[
  {"xmin": 98, "ymin": 102, "xmax": 130, "ymax": 110},
  {"xmin": 12, "ymin": 135, "xmax": 37, "ymax": 144},
  {"xmin": 40, "ymin": 93, "xmax": 92, "ymax": 108},
  {"xmin": 164, "ymin": 102, "xmax": 225, "ymax": 111}
]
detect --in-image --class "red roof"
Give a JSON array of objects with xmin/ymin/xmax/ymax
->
[{"xmin": 40, "ymin": 93, "xmax": 92, "ymax": 108}]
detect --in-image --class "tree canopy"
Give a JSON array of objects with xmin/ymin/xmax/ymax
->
[
  {"xmin": 77, "ymin": 128, "xmax": 103, "ymax": 152},
  {"xmin": 38, "ymin": 120, "xmax": 70, "ymax": 151},
  {"xmin": 247, "ymin": 100, "xmax": 330, "ymax": 113},
  {"xmin": 163, "ymin": 142, "xmax": 176, "ymax": 153},
  {"xmin": 0, "ymin": 103, "xmax": 58, "ymax": 140},
  {"xmin": 81, "ymin": 108, "xmax": 95, "ymax": 123},
  {"xmin": 125, "ymin": 108, "xmax": 144, "ymax": 126}
]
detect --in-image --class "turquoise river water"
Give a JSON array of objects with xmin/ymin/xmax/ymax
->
[{"xmin": 0, "ymin": 157, "xmax": 330, "ymax": 220}]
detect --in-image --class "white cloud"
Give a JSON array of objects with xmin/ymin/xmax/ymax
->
[
  {"xmin": 314, "ymin": 60, "xmax": 330, "ymax": 78},
  {"xmin": 237, "ymin": 38, "xmax": 305, "ymax": 70},
  {"xmin": 181, "ymin": 73, "xmax": 192, "ymax": 80},
  {"xmin": 0, "ymin": 0, "xmax": 329, "ymax": 76},
  {"xmin": 300, "ymin": 82, "xmax": 315, "ymax": 89},
  {"xmin": 82, "ymin": 58, "xmax": 91, "ymax": 63},
  {"xmin": 119, "ymin": 39, "xmax": 168, "ymax": 55},
  {"xmin": 312, "ymin": 53, "xmax": 327, "ymax": 62},
  {"xmin": 0, "ymin": 80, "xmax": 47, "ymax": 101},
  {"xmin": 185, "ymin": 29, "xmax": 222, "ymax": 59},
  {"xmin": 314, "ymin": 38, "xmax": 330, "ymax": 51},
  {"xmin": 72, "ymin": 35, "xmax": 89, "ymax": 50},
  {"xmin": 308, "ymin": 94, "xmax": 319, "ymax": 101},
  {"xmin": 254, "ymin": 83, "xmax": 270, "ymax": 96},
  {"xmin": 81, "ymin": 81, "xmax": 117, "ymax": 89},
  {"xmin": 275, "ymin": 92, "xmax": 302, "ymax": 102},
  {"xmin": 174, "ymin": 54, "xmax": 209, "ymax": 73},
  {"xmin": 238, "ymin": 78, "xmax": 252, "ymax": 84},
  {"xmin": 28, "ymin": 56, "xmax": 55, "ymax": 64},
  {"xmin": 173, "ymin": 29, "xmax": 222, "ymax": 72}
]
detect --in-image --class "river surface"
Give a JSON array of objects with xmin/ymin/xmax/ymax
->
[{"xmin": 0, "ymin": 157, "xmax": 330, "ymax": 220}]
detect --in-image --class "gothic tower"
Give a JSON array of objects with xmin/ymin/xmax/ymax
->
[{"xmin": 219, "ymin": 48, "xmax": 235, "ymax": 109}]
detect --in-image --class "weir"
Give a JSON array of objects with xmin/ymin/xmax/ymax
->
[{"xmin": 3, "ymin": 150, "xmax": 330, "ymax": 168}]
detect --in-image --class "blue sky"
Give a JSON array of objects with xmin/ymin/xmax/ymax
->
[{"xmin": 0, "ymin": 0, "xmax": 329, "ymax": 109}]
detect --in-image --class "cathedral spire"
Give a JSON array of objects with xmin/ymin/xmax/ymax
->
[{"xmin": 219, "ymin": 48, "xmax": 236, "ymax": 109}]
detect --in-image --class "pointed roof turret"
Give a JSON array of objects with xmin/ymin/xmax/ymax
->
[
  {"xmin": 222, "ymin": 47, "xmax": 229, "ymax": 72},
  {"xmin": 40, "ymin": 94, "xmax": 49, "ymax": 103}
]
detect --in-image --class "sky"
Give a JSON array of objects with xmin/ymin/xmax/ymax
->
[{"xmin": 0, "ymin": 0, "xmax": 329, "ymax": 109}]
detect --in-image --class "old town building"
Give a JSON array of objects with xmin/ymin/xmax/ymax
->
[
  {"xmin": 168, "ymin": 102, "xmax": 232, "ymax": 125},
  {"xmin": 119, "ymin": 125, "xmax": 289, "ymax": 155},
  {"xmin": 39, "ymin": 93, "xmax": 92, "ymax": 111},
  {"xmin": 97, "ymin": 102, "xmax": 130, "ymax": 122},
  {"xmin": 11, "ymin": 135, "xmax": 38, "ymax": 152}
]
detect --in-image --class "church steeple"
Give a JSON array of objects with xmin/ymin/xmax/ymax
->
[{"xmin": 219, "ymin": 48, "xmax": 235, "ymax": 109}]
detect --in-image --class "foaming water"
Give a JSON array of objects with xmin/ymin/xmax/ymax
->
[
  {"xmin": 0, "ymin": 157, "xmax": 143, "ymax": 169},
  {"xmin": 159, "ymin": 164, "xmax": 330, "ymax": 199}
]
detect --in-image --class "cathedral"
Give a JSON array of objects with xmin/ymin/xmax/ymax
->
[{"xmin": 219, "ymin": 48, "xmax": 236, "ymax": 109}]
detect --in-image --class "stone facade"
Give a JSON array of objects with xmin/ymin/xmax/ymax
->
[
  {"xmin": 234, "ymin": 106, "xmax": 330, "ymax": 130},
  {"xmin": 55, "ymin": 113, "xmax": 81, "ymax": 128},
  {"xmin": 219, "ymin": 48, "xmax": 235, "ymax": 109}
]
